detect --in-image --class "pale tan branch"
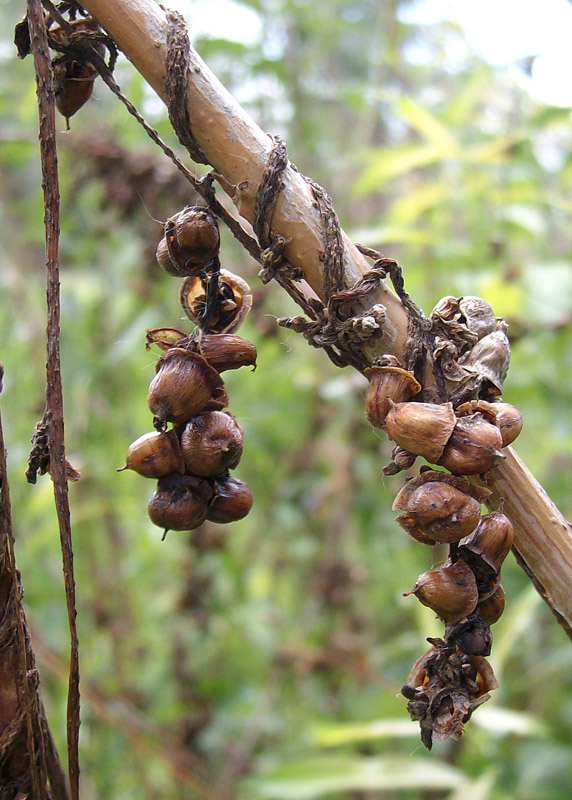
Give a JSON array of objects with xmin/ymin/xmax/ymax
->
[{"xmin": 81, "ymin": 0, "xmax": 572, "ymax": 639}]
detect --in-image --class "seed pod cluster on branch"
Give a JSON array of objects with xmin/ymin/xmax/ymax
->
[
  {"xmin": 364, "ymin": 294, "xmax": 522, "ymax": 749},
  {"xmin": 119, "ymin": 207, "xmax": 255, "ymax": 539}
]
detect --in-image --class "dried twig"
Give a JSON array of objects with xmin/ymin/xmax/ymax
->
[{"xmin": 26, "ymin": 1, "xmax": 81, "ymax": 795}]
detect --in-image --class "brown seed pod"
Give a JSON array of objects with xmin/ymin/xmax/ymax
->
[
  {"xmin": 404, "ymin": 560, "xmax": 478, "ymax": 624},
  {"xmin": 458, "ymin": 511, "xmax": 514, "ymax": 579},
  {"xmin": 364, "ymin": 366, "xmax": 421, "ymax": 428},
  {"xmin": 197, "ymin": 334, "xmax": 257, "ymax": 372},
  {"xmin": 393, "ymin": 480, "xmax": 482, "ymax": 544},
  {"xmin": 437, "ymin": 413, "xmax": 503, "ymax": 475},
  {"xmin": 180, "ymin": 269, "xmax": 252, "ymax": 333},
  {"xmin": 446, "ymin": 616, "xmax": 492, "ymax": 657},
  {"xmin": 385, "ymin": 402, "xmax": 457, "ymax": 463},
  {"xmin": 148, "ymin": 349, "xmax": 225, "ymax": 430},
  {"xmin": 383, "ymin": 446, "xmax": 417, "ymax": 476},
  {"xmin": 457, "ymin": 400, "xmax": 522, "ymax": 447},
  {"xmin": 476, "ymin": 584, "xmax": 505, "ymax": 625},
  {"xmin": 207, "ymin": 475, "xmax": 254, "ymax": 523},
  {"xmin": 148, "ymin": 474, "xmax": 214, "ymax": 534},
  {"xmin": 156, "ymin": 207, "xmax": 220, "ymax": 277},
  {"xmin": 472, "ymin": 656, "xmax": 499, "ymax": 699},
  {"xmin": 180, "ymin": 411, "xmax": 244, "ymax": 477},
  {"xmin": 55, "ymin": 71, "xmax": 96, "ymax": 128},
  {"xmin": 145, "ymin": 328, "xmax": 187, "ymax": 352},
  {"xmin": 461, "ymin": 329, "xmax": 510, "ymax": 397},
  {"xmin": 431, "ymin": 295, "xmax": 498, "ymax": 343},
  {"xmin": 118, "ymin": 430, "xmax": 184, "ymax": 478}
]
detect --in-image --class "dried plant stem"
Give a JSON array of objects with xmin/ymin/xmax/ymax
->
[
  {"xmin": 81, "ymin": 0, "xmax": 572, "ymax": 640},
  {"xmin": 0, "ymin": 364, "xmax": 69, "ymax": 799},
  {"xmin": 27, "ymin": 0, "xmax": 81, "ymax": 795}
]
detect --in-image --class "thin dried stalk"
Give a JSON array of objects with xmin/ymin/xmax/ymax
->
[{"xmin": 26, "ymin": 0, "xmax": 81, "ymax": 795}]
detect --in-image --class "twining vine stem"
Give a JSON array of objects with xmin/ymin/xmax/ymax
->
[
  {"xmin": 79, "ymin": 0, "xmax": 572, "ymax": 641},
  {"xmin": 26, "ymin": 1, "xmax": 81, "ymax": 797}
]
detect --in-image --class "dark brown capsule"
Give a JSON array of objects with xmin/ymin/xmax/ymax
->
[
  {"xmin": 364, "ymin": 366, "xmax": 421, "ymax": 428},
  {"xmin": 147, "ymin": 349, "xmax": 225, "ymax": 430},
  {"xmin": 392, "ymin": 470, "xmax": 489, "ymax": 545},
  {"xmin": 148, "ymin": 474, "xmax": 214, "ymax": 534},
  {"xmin": 458, "ymin": 511, "xmax": 514, "ymax": 579},
  {"xmin": 198, "ymin": 334, "xmax": 257, "ymax": 372},
  {"xmin": 156, "ymin": 206, "xmax": 220, "ymax": 276},
  {"xmin": 118, "ymin": 430, "xmax": 184, "ymax": 478},
  {"xmin": 207, "ymin": 475, "xmax": 254, "ymax": 523},
  {"xmin": 404, "ymin": 559, "xmax": 478, "ymax": 624},
  {"xmin": 438, "ymin": 413, "xmax": 503, "ymax": 475},
  {"xmin": 385, "ymin": 402, "xmax": 457, "ymax": 463},
  {"xmin": 476, "ymin": 584, "xmax": 505, "ymax": 625},
  {"xmin": 393, "ymin": 480, "xmax": 481, "ymax": 544},
  {"xmin": 180, "ymin": 411, "xmax": 244, "ymax": 477},
  {"xmin": 55, "ymin": 74, "xmax": 96, "ymax": 128}
]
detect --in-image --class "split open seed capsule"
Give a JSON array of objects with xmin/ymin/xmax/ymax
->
[
  {"xmin": 180, "ymin": 269, "xmax": 252, "ymax": 333},
  {"xmin": 180, "ymin": 411, "xmax": 244, "ymax": 477}
]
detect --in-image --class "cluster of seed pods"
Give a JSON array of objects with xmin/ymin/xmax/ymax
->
[
  {"xmin": 119, "ymin": 207, "xmax": 256, "ymax": 539},
  {"xmin": 364, "ymin": 298, "xmax": 523, "ymax": 748}
]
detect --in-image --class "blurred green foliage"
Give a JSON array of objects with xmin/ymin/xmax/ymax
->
[{"xmin": 1, "ymin": 1, "xmax": 572, "ymax": 798}]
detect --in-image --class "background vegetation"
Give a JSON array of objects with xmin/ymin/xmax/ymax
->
[{"xmin": 1, "ymin": 0, "xmax": 572, "ymax": 797}]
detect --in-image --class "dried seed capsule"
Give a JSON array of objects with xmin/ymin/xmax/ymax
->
[
  {"xmin": 393, "ymin": 480, "xmax": 482, "ymax": 544},
  {"xmin": 55, "ymin": 72, "xmax": 96, "ymax": 128},
  {"xmin": 457, "ymin": 400, "xmax": 522, "ymax": 447},
  {"xmin": 156, "ymin": 207, "xmax": 220, "ymax": 276},
  {"xmin": 458, "ymin": 511, "xmax": 514, "ymax": 579},
  {"xmin": 364, "ymin": 366, "xmax": 421, "ymax": 428},
  {"xmin": 431, "ymin": 295, "xmax": 498, "ymax": 342},
  {"xmin": 476, "ymin": 584, "xmax": 505, "ymax": 625},
  {"xmin": 180, "ymin": 411, "xmax": 244, "ymax": 477},
  {"xmin": 490, "ymin": 402, "xmax": 522, "ymax": 447},
  {"xmin": 385, "ymin": 402, "xmax": 456, "ymax": 463},
  {"xmin": 198, "ymin": 334, "xmax": 257, "ymax": 372},
  {"xmin": 383, "ymin": 446, "xmax": 417, "ymax": 476},
  {"xmin": 145, "ymin": 328, "xmax": 187, "ymax": 352},
  {"xmin": 461, "ymin": 330, "xmax": 510, "ymax": 397},
  {"xmin": 118, "ymin": 430, "xmax": 184, "ymax": 478},
  {"xmin": 438, "ymin": 413, "xmax": 503, "ymax": 475},
  {"xmin": 446, "ymin": 616, "xmax": 492, "ymax": 657},
  {"xmin": 404, "ymin": 560, "xmax": 478, "ymax": 624},
  {"xmin": 207, "ymin": 475, "xmax": 254, "ymax": 523},
  {"xmin": 180, "ymin": 269, "xmax": 252, "ymax": 333},
  {"xmin": 148, "ymin": 474, "xmax": 214, "ymax": 533},
  {"xmin": 147, "ymin": 349, "xmax": 225, "ymax": 430}
]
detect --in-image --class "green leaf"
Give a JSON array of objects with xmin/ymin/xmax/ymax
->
[
  {"xmin": 247, "ymin": 756, "xmax": 466, "ymax": 800},
  {"xmin": 472, "ymin": 706, "xmax": 549, "ymax": 738},
  {"xmin": 354, "ymin": 144, "xmax": 448, "ymax": 193},
  {"xmin": 447, "ymin": 771, "xmax": 497, "ymax": 800},
  {"xmin": 310, "ymin": 718, "xmax": 417, "ymax": 747},
  {"xmin": 398, "ymin": 96, "xmax": 459, "ymax": 152}
]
